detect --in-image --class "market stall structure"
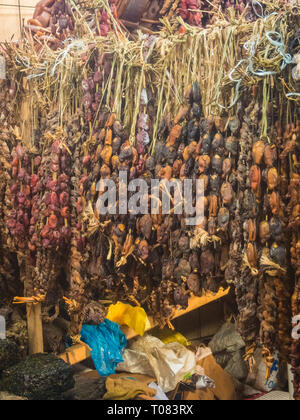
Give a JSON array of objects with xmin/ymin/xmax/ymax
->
[{"xmin": 0, "ymin": 0, "xmax": 299, "ymax": 400}]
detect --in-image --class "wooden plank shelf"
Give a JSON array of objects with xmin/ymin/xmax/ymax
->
[{"xmin": 59, "ymin": 287, "xmax": 230, "ymax": 365}]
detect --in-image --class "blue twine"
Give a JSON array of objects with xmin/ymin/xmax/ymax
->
[
  {"xmin": 217, "ymin": 25, "xmax": 296, "ymax": 109},
  {"xmin": 27, "ymin": 72, "xmax": 46, "ymax": 80},
  {"xmin": 217, "ymin": 59, "xmax": 246, "ymax": 110},
  {"xmin": 286, "ymin": 92, "xmax": 300, "ymax": 98},
  {"xmin": 265, "ymin": 31, "xmax": 293, "ymax": 70},
  {"xmin": 50, "ymin": 39, "xmax": 86, "ymax": 76},
  {"xmin": 244, "ymin": 37, "xmax": 277, "ymax": 77},
  {"xmin": 251, "ymin": 0, "xmax": 278, "ymax": 22},
  {"xmin": 15, "ymin": 38, "xmax": 86, "ymax": 80},
  {"xmin": 251, "ymin": 0, "xmax": 265, "ymax": 19}
]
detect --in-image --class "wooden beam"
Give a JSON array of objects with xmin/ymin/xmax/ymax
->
[
  {"xmin": 59, "ymin": 343, "xmax": 91, "ymax": 365},
  {"xmin": 27, "ymin": 302, "xmax": 44, "ymax": 355},
  {"xmin": 59, "ymin": 287, "xmax": 230, "ymax": 365}
]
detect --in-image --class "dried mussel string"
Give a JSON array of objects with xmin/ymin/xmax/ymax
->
[
  {"xmin": 147, "ymin": 82, "xmax": 205, "ymax": 324},
  {"xmin": 284, "ymin": 111, "xmax": 300, "ymax": 399},
  {"xmin": 148, "ymin": 83, "xmax": 236, "ymax": 324},
  {"xmin": 0, "ymin": 99, "xmax": 15, "ymax": 251},
  {"xmin": 66, "ymin": 114, "xmax": 90, "ymax": 342},
  {"xmin": 65, "ymin": 47, "xmax": 117, "ymax": 341},
  {"xmin": 209, "ymin": 0, "xmax": 298, "ymax": 375},
  {"xmin": 0, "ymin": 78, "xmax": 21, "ymax": 303},
  {"xmin": 234, "ymin": 92, "xmax": 260, "ymax": 372},
  {"xmin": 288, "ymin": 21, "xmax": 300, "ymax": 400},
  {"xmin": 26, "ymin": 121, "xmax": 73, "ymax": 323},
  {"xmin": 256, "ymin": 75, "xmax": 294, "ymax": 379}
]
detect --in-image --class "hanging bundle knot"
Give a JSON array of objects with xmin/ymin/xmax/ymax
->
[
  {"xmin": 244, "ymin": 343, "xmax": 257, "ymax": 373},
  {"xmin": 13, "ymin": 294, "xmax": 46, "ymax": 305},
  {"xmin": 262, "ymin": 347, "xmax": 274, "ymax": 380},
  {"xmin": 243, "ymin": 253, "xmax": 259, "ymax": 277},
  {"xmin": 260, "ymin": 254, "xmax": 287, "ymax": 277}
]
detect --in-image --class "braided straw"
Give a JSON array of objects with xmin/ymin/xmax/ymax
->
[
  {"xmin": 260, "ymin": 254, "xmax": 287, "ymax": 277},
  {"xmin": 262, "ymin": 346, "xmax": 275, "ymax": 380},
  {"xmin": 244, "ymin": 343, "xmax": 257, "ymax": 373},
  {"xmin": 13, "ymin": 294, "xmax": 45, "ymax": 305},
  {"xmin": 242, "ymin": 253, "xmax": 259, "ymax": 276}
]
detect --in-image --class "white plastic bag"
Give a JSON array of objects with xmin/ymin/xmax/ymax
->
[
  {"xmin": 117, "ymin": 335, "xmax": 196, "ymax": 392},
  {"xmin": 246, "ymin": 348, "xmax": 280, "ymax": 393},
  {"xmin": 292, "ymin": 54, "xmax": 300, "ymax": 82}
]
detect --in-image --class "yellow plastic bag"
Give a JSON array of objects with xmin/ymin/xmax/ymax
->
[
  {"xmin": 153, "ymin": 327, "xmax": 191, "ymax": 347},
  {"xmin": 107, "ymin": 302, "xmax": 148, "ymax": 337}
]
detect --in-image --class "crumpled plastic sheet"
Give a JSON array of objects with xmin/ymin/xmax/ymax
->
[
  {"xmin": 117, "ymin": 335, "xmax": 196, "ymax": 393},
  {"xmin": 81, "ymin": 319, "xmax": 127, "ymax": 376}
]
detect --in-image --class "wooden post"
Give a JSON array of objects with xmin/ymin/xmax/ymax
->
[
  {"xmin": 20, "ymin": 76, "xmax": 43, "ymax": 355},
  {"xmin": 27, "ymin": 303, "xmax": 44, "ymax": 355}
]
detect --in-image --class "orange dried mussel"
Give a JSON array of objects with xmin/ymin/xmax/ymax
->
[
  {"xmin": 248, "ymin": 219, "xmax": 257, "ymax": 242},
  {"xmin": 172, "ymin": 159, "xmax": 183, "ymax": 177},
  {"xmin": 183, "ymin": 142, "xmax": 197, "ymax": 162},
  {"xmin": 100, "ymin": 164, "xmax": 111, "ymax": 178},
  {"xmin": 214, "ymin": 116, "xmax": 226, "ymax": 133},
  {"xmin": 99, "ymin": 128, "xmax": 106, "ymax": 142},
  {"xmin": 61, "ymin": 207, "xmax": 70, "ymax": 218},
  {"xmin": 264, "ymin": 144, "xmax": 277, "ymax": 167},
  {"xmin": 198, "ymin": 155, "xmax": 211, "ymax": 173},
  {"xmin": 252, "ymin": 140, "xmax": 265, "ymax": 165},
  {"xmin": 174, "ymin": 104, "xmax": 191, "ymax": 124},
  {"xmin": 166, "ymin": 125, "xmax": 182, "ymax": 147},
  {"xmin": 249, "ymin": 165, "xmax": 261, "ymax": 195},
  {"xmin": 199, "ymin": 174, "xmax": 209, "ymax": 191},
  {"xmin": 267, "ymin": 167, "xmax": 279, "ymax": 191},
  {"xmin": 209, "ymin": 195, "xmax": 218, "ymax": 218},
  {"xmin": 111, "ymin": 155, "xmax": 120, "ymax": 170},
  {"xmin": 221, "ymin": 182, "xmax": 234, "ymax": 206},
  {"xmin": 259, "ymin": 221, "xmax": 271, "ymax": 244},
  {"xmin": 105, "ymin": 113, "xmax": 116, "ymax": 128},
  {"xmin": 247, "ymin": 242, "xmax": 257, "ymax": 268},
  {"xmin": 100, "ymin": 145, "xmax": 112, "ymax": 166},
  {"xmin": 96, "ymin": 144, "xmax": 103, "ymax": 159},
  {"xmin": 158, "ymin": 165, "xmax": 172, "ymax": 180},
  {"xmin": 269, "ymin": 191, "xmax": 281, "ymax": 216},
  {"xmin": 222, "ymin": 158, "xmax": 232, "ymax": 178},
  {"xmin": 105, "ymin": 129, "xmax": 113, "ymax": 146}
]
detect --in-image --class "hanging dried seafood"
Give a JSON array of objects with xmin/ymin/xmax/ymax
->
[
  {"xmin": 8, "ymin": 143, "xmax": 35, "ymax": 251},
  {"xmin": 0, "ymin": 78, "xmax": 21, "ymax": 296},
  {"xmin": 0, "ymin": 2, "xmax": 298, "ymax": 385},
  {"xmin": 29, "ymin": 122, "xmax": 72, "ymax": 301},
  {"xmin": 27, "ymin": 0, "xmax": 75, "ymax": 49},
  {"xmin": 27, "ymin": 0, "xmax": 286, "ymax": 48},
  {"xmin": 0, "ymin": 78, "xmax": 17, "ymax": 249},
  {"xmin": 234, "ymin": 96, "xmax": 260, "ymax": 367},
  {"xmin": 281, "ymin": 121, "xmax": 300, "ymax": 400},
  {"xmin": 255, "ymin": 84, "xmax": 295, "ymax": 375},
  {"xmin": 79, "ymin": 0, "xmax": 118, "ymax": 37}
]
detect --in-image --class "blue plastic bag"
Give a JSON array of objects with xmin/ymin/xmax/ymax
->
[{"xmin": 81, "ymin": 319, "xmax": 127, "ymax": 376}]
